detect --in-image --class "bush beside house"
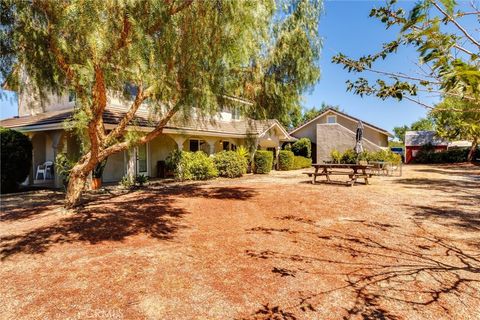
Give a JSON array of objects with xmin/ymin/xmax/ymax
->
[
  {"xmin": 1, "ymin": 127, "xmax": 32, "ymax": 193},
  {"xmin": 292, "ymin": 156, "xmax": 312, "ymax": 169},
  {"xmin": 291, "ymin": 138, "xmax": 311, "ymax": 158},
  {"xmin": 254, "ymin": 150, "xmax": 274, "ymax": 174},
  {"xmin": 213, "ymin": 151, "xmax": 247, "ymax": 178},
  {"xmin": 166, "ymin": 150, "xmax": 218, "ymax": 181},
  {"xmin": 278, "ymin": 150, "xmax": 295, "ymax": 170}
]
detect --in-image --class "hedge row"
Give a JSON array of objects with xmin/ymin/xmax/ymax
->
[
  {"xmin": 330, "ymin": 149, "xmax": 402, "ymax": 164},
  {"xmin": 415, "ymin": 147, "xmax": 477, "ymax": 164},
  {"xmin": 165, "ymin": 149, "xmax": 250, "ymax": 180},
  {"xmin": 292, "ymin": 156, "xmax": 312, "ymax": 169}
]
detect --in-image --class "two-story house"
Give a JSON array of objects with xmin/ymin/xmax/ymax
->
[{"xmin": 0, "ymin": 88, "xmax": 293, "ymax": 188}]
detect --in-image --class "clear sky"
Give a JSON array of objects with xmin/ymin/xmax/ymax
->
[{"xmin": 0, "ymin": 1, "xmax": 474, "ymax": 132}]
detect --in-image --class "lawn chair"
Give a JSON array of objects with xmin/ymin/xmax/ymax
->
[{"xmin": 36, "ymin": 161, "xmax": 54, "ymax": 180}]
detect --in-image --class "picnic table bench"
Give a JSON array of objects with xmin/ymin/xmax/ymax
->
[{"xmin": 303, "ymin": 163, "xmax": 373, "ymax": 186}]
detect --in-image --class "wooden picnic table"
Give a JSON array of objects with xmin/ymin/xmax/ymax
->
[{"xmin": 304, "ymin": 163, "xmax": 374, "ymax": 186}]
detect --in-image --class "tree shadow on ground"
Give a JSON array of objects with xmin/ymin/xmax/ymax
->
[
  {"xmin": 242, "ymin": 218, "xmax": 480, "ymax": 320},
  {"xmin": 0, "ymin": 191, "xmax": 65, "ymax": 221},
  {"xmin": 409, "ymin": 205, "xmax": 480, "ymax": 231},
  {"xmin": 0, "ymin": 184, "xmax": 257, "ymax": 260}
]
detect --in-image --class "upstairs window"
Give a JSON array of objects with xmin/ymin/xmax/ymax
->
[
  {"xmin": 327, "ymin": 115, "xmax": 336, "ymax": 124},
  {"xmin": 124, "ymin": 83, "xmax": 139, "ymax": 99},
  {"xmin": 68, "ymin": 91, "xmax": 76, "ymax": 102},
  {"xmin": 232, "ymin": 107, "xmax": 241, "ymax": 120}
]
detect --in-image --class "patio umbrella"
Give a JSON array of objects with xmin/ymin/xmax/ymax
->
[{"xmin": 354, "ymin": 121, "xmax": 364, "ymax": 155}]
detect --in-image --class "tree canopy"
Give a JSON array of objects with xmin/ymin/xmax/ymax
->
[
  {"xmin": 0, "ymin": 0, "xmax": 322, "ymax": 207},
  {"xmin": 332, "ymin": 0, "xmax": 480, "ymax": 113},
  {"xmin": 393, "ymin": 117, "xmax": 435, "ymax": 142}
]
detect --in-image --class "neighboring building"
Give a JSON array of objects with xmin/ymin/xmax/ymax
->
[
  {"xmin": 404, "ymin": 131, "xmax": 448, "ymax": 164},
  {"xmin": 0, "ymin": 89, "xmax": 293, "ymax": 188},
  {"xmin": 289, "ymin": 108, "xmax": 391, "ymax": 163}
]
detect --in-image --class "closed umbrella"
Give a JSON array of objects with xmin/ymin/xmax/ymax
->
[{"xmin": 354, "ymin": 121, "xmax": 364, "ymax": 156}]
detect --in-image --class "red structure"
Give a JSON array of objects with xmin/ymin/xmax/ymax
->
[{"xmin": 404, "ymin": 131, "xmax": 448, "ymax": 164}]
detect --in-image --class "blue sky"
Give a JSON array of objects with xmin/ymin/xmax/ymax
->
[
  {"xmin": 0, "ymin": 1, "xmax": 475, "ymax": 132},
  {"xmin": 303, "ymin": 0, "xmax": 433, "ymax": 132}
]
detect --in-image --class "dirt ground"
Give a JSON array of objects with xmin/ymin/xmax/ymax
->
[{"xmin": 1, "ymin": 164, "xmax": 479, "ymax": 320}]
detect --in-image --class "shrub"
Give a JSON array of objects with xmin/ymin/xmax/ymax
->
[
  {"xmin": 340, "ymin": 149, "xmax": 357, "ymax": 164},
  {"xmin": 167, "ymin": 150, "xmax": 218, "ymax": 180},
  {"xmin": 213, "ymin": 151, "xmax": 247, "ymax": 178},
  {"xmin": 1, "ymin": 127, "xmax": 33, "ymax": 193},
  {"xmin": 135, "ymin": 174, "xmax": 148, "ymax": 186},
  {"xmin": 365, "ymin": 149, "xmax": 402, "ymax": 164},
  {"xmin": 254, "ymin": 150, "xmax": 273, "ymax": 174},
  {"xmin": 292, "ymin": 156, "xmax": 312, "ymax": 169},
  {"xmin": 291, "ymin": 138, "xmax": 311, "ymax": 158},
  {"xmin": 235, "ymin": 145, "xmax": 250, "ymax": 162},
  {"xmin": 278, "ymin": 150, "xmax": 294, "ymax": 170},
  {"xmin": 120, "ymin": 175, "xmax": 135, "ymax": 189},
  {"xmin": 415, "ymin": 147, "xmax": 472, "ymax": 164},
  {"xmin": 330, "ymin": 149, "xmax": 342, "ymax": 164}
]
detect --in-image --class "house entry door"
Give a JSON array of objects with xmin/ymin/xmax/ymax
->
[{"xmin": 136, "ymin": 144, "xmax": 148, "ymax": 175}]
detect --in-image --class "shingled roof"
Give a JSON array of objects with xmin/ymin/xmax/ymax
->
[
  {"xmin": 0, "ymin": 106, "xmax": 290, "ymax": 138},
  {"xmin": 405, "ymin": 131, "xmax": 448, "ymax": 147}
]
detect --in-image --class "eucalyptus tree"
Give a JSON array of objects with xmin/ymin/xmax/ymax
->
[
  {"xmin": 332, "ymin": 0, "xmax": 480, "ymax": 157},
  {"xmin": 1, "ymin": 0, "xmax": 322, "ymax": 208}
]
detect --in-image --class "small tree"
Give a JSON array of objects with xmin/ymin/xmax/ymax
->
[{"xmin": 0, "ymin": 127, "xmax": 32, "ymax": 193}]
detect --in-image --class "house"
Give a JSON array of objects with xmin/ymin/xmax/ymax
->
[
  {"xmin": 404, "ymin": 131, "xmax": 448, "ymax": 164},
  {"xmin": 289, "ymin": 108, "xmax": 391, "ymax": 163},
  {"xmin": 0, "ymin": 89, "xmax": 293, "ymax": 188}
]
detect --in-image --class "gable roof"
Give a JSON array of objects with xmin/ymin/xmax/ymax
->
[
  {"xmin": 0, "ymin": 106, "xmax": 293, "ymax": 140},
  {"xmin": 405, "ymin": 131, "xmax": 448, "ymax": 147},
  {"xmin": 290, "ymin": 108, "xmax": 392, "ymax": 137}
]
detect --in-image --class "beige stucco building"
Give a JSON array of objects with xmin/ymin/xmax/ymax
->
[
  {"xmin": 0, "ymin": 90, "xmax": 293, "ymax": 188},
  {"xmin": 290, "ymin": 108, "xmax": 391, "ymax": 163}
]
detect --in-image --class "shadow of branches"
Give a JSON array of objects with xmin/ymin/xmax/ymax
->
[
  {"xmin": 243, "ymin": 218, "xmax": 480, "ymax": 319},
  {"xmin": 0, "ymin": 185, "xmax": 256, "ymax": 260}
]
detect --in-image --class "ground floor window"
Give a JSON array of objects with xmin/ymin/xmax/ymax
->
[
  {"xmin": 189, "ymin": 139, "xmax": 206, "ymax": 152},
  {"xmin": 221, "ymin": 141, "xmax": 237, "ymax": 151}
]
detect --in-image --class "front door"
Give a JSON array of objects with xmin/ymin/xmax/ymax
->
[{"xmin": 136, "ymin": 143, "xmax": 148, "ymax": 175}]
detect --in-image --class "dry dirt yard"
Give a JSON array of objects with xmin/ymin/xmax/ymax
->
[{"xmin": 1, "ymin": 164, "xmax": 479, "ymax": 320}]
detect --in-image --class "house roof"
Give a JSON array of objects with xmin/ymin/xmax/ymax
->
[
  {"xmin": 405, "ymin": 131, "xmax": 448, "ymax": 147},
  {"xmin": 0, "ymin": 106, "xmax": 292, "ymax": 139},
  {"xmin": 289, "ymin": 108, "xmax": 392, "ymax": 137}
]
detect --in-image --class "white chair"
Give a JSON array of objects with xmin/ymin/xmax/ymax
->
[{"xmin": 36, "ymin": 161, "xmax": 54, "ymax": 180}]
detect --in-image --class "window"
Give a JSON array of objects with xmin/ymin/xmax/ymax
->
[
  {"xmin": 222, "ymin": 141, "xmax": 230, "ymax": 151},
  {"xmin": 68, "ymin": 91, "xmax": 76, "ymax": 102},
  {"xmin": 189, "ymin": 139, "xmax": 206, "ymax": 152},
  {"xmin": 190, "ymin": 139, "xmax": 199, "ymax": 152},
  {"xmin": 124, "ymin": 83, "xmax": 139, "ymax": 99},
  {"xmin": 327, "ymin": 115, "xmax": 336, "ymax": 124},
  {"xmin": 232, "ymin": 107, "xmax": 241, "ymax": 120}
]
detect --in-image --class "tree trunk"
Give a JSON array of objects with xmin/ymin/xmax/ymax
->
[
  {"xmin": 64, "ymin": 167, "xmax": 90, "ymax": 209},
  {"xmin": 467, "ymin": 137, "xmax": 478, "ymax": 162}
]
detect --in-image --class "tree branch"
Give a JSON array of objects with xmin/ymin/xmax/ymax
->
[{"xmin": 432, "ymin": 0, "xmax": 480, "ymax": 49}]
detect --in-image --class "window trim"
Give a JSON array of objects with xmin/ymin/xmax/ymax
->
[{"xmin": 326, "ymin": 115, "xmax": 337, "ymax": 124}]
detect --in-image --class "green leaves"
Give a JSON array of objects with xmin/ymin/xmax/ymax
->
[{"xmin": 333, "ymin": 0, "xmax": 480, "ymax": 115}]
